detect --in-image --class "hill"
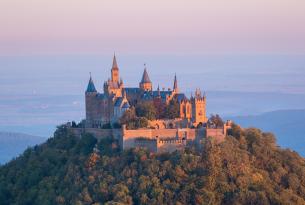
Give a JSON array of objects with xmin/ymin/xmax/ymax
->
[
  {"xmin": 229, "ymin": 109, "xmax": 305, "ymax": 156},
  {"xmin": 0, "ymin": 125, "xmax": 305, "ymax": 204},
  {"xmin": 0, "ymin": 132, "xmax": 45, "ymax": 164}
]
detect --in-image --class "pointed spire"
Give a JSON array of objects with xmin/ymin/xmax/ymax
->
[
  {"xmin": 157, "ymin": 84, "xmax": 161, "ymax": 96},
  {"xmin": 173, "ymin": 73, "xmax": 178, "ymax": 92},
  {"xmin": 141, "ymin": 64, "xmax": 152, "ymax": 83},
  {"xmin": 112, "ymin": 53, "xmax": 119, "ymax": 70},
  {"xmin": 86, "ymin": 73, "xmax": 97, "ymax": 93}
]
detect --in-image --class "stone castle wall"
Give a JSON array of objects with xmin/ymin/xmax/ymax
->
[
  {"xmin": 157, "ymin": 139, "xmax": 186, "ymax": 153},
  {"xmin": 69, "ymin": 125, "xmax": 228, "ymax": 153},
  {"xmin": 206, "ymin": 128, "xmax": 225, "ymax": 143}
]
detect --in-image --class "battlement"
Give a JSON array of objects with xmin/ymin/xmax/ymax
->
[{"xmin": 69, "ymin": 122, "xmax": 231, "ymax": 153}]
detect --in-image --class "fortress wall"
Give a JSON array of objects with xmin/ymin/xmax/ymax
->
[
  {"xmin": 122, "ymin": 128, "xmax": 199, "ymax": 151},
  {"xmin": 123, "ymin": 129, "xmax": 153, "ymax": 139},
  {"xmin": 123, "ymin": 128, "xmax": 198, "ymax": 141},
  {"xmin": 122, "ymin": 129, "xmax": 153, "ymax": 150},
  {"xmin": 151, "ymin": 129, "xmax": 177, "ymax": 138},
  {"xmin": 206, "ymin": 128, "xmax": 226, "ymax": 143},
  {"xmin": 157, "ymin": 139, "xmax": 186, "ymax": 153},
  {"xmin": 71, "ymin": 126, "xmax": 226, "ymax": 152},
  {"xmin": 134, "ymin": 140, "xmax": 157, "ymax": 152}
]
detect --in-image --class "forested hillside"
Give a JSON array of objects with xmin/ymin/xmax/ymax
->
[{"xmin": 0, "ymin": 125, "xmax": 305, "ymax": 205}]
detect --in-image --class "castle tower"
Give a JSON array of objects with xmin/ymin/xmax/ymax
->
[
  {"xmin": 180, "ymin": 99, "xmax": 192, "ymax": 120},
  {"xmin": 173, "ymin": 74, "xmax": 179, "ymax": 93},
  {"xmin": 111, "ymin": 54, "xmax": 119, "ymax": 83},
  {"xmin": 85, "ymin": 74, "xmax": 99, "ymax": 127},
  {"xmin": 191, "ymin": 88, "xmax": 207, "ymax": 126},
  {"xmin": 139, "ymin": 65, "xmax": 152, "ymax": 91},
  {"xmin": 104, "ymin": 54, "xmax": 124, "ymax": 97}
]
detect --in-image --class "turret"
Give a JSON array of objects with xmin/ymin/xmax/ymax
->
[
  {"xmin": 86, "ymin": 73, "xmax": 97, "ymax": 93},
  {"xmin": 85, "ymin": 74, "xmax": 98, "ymax": 127},
  {"xmin": 104, "ymin": 54, "xmax": 124, "ymax": 97},
  {"xmin": 191, "ymin": 88, "xmax": 207, "ymax": 126},
  {"xmin": 139, "ymin": 64, "xmax": 152, "ymax": 91},
  {"xmin": 157, "ymin": 84, "xmax": 161, "ymax": 97},
  {"xmin": 111, "ymin": 53, "xmax": 120, "ymax": 83},
  {"xmin": 173, "ymin": 73, "xmax": 179, "ymax": 93}
]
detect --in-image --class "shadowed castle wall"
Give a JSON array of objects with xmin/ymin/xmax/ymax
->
[{"xmin": 69, "ymin": 125, "xmax": 228, "ymax": 153}]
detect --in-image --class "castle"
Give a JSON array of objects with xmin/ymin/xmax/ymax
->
[
  {"xmin": 85, "ymin": 54, "xmax": 207, "ymax": 129},
  {"xmin": 70, "ymin": 54, "xmax": 232, "ymax": 153}
]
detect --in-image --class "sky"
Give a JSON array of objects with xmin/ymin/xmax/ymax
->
[{"xmin": 1, "ymin": 0, "xmax": 305, "ymax": 55}]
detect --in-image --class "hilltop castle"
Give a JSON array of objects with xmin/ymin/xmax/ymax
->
[
  {"xmin": 85, "ymin": 54, "xmax": 207, "ymax": 129},
  {"xmin": 70, "ymin": 54, "xmax": 232, "ymax": 153}
]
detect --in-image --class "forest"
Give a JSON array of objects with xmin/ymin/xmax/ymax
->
[{"xmin": 0, "ymin": 124, "xmax": 305, "ymax": 205}]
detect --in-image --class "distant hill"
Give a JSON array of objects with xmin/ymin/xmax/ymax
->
[
  {"xmin": 228, "ymin": 109, "xmax": 305, "ymax": 156},
  {"xmin": 0, "ymin": 132, "xmax": 46, "ymax": 164},
  {"xmin": 0, "ymin": 126, "xmax": 305, "ymax": 204}
]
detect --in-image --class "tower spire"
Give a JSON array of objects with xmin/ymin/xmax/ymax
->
[
  {"xmin": 139, "ymin": 64, "xmax": 152, "ymax": 91},
  {"xmin": 112, "ymin": 52, "xmax": 118, "ymax": 70},
  {"xmin": 86, "ymin": 73, "xmax": 97, "ymax": 93},
  {"xmin": 140, "ymin": 65, "xmax": 152, "ymax": 84},
  {"xmin": 173, "ymin": 73, "xmax": 178, "ymax": 93},
  {"xmin": 111, "ymin": 53, "xmax": 120, "ymax": 83}
]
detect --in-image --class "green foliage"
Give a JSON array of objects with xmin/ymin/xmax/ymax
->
[
  {"xmin": 164, "ymin": 98, "xmax": 180, "ymax": 119},
  {"xmin": 120, "ymin": 108, "xmax": 148, "ymax": 129},
  {"xmin": 209, "ymin": 114, "xmax": 224, "ymax": 128},
  {"xmin": 76, "ymin": 133, "xmax": 97, "ymax": 155},
  {"xmin": 135, "ymin": 101, "xmax": 157, "ymax": 120},
  {"xmin": 1, "ymin": 126, "xmax": 305, "ymax": 205}
]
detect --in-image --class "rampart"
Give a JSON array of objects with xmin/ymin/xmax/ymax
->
[{"xmin": 69, "ymin": 123, "xmax": 230, "ymax": 153}]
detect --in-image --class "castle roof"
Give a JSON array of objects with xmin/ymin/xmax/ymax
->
[
  {"xmin": 176, "ymin": 93, "xmax": 188, "ymax": 102},
  {"xmin": 86, "ymin": 76, "xmax": 97, "ymax": 93},
  {"xmin": 124, "ymin": 87, "xmax": 141, "ymax": 95},
  {"xmin": 173, "ymin": 74, "xmax": 178, "ymax": 91},
  {"xmin": 140, "ymin": 68, "xmax": 152, "ymax": 84},
  {"xmin": 152, "ymin": 90, "xmax": 172, "ymax": 99},
  {"xmin": 112, "ymin": 54, "xmax": 119, "ymax": 70}
]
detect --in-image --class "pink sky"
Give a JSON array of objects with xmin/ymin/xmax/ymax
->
[{"xmin": 0, "ymin": 0, "xmax": 305, "ymax": 55}]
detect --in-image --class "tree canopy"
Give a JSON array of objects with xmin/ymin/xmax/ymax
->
[{"xmin": 0, "ymin": 125, "xmax": 305, "ymax": 205}]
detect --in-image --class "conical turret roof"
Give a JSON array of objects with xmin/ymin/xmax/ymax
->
[
  {"xmin": 112, "ymin": 53, "xmax": 119, "ymax": 70},
  {"xmin": 173, "ymin": 73, "xmax": 178, "ymax": 90},
  {"xmin": 140, "ymin": 68, "xmax": 152, "ymax": 83},
  {"xmin": 86, "ymin": 75, "xmax": 97, "ymax": 93}
]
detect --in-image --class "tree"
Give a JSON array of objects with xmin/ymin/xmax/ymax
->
[
  {"xmin": 77, "ymin": 133, "xmax": 97, "ymax": 155},
  {"xmin": 164, "ymin": 99, "xmax": 180, "ymax": 119},
  {"xmin": 120, "ymin": 108, "xmax": 137, "ymax": 125},
  {"xmin": 135, "ymin": 101, "xmax": 157, "ymax": 120},
  {"xmin": 209, "ymin": 114, "xmax": 224, "ymax": 128},
  {"xmin": 120, "ymin": 107, "xmax": 148, "ymax": 129}
]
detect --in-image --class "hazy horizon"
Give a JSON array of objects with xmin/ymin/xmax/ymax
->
[{"xmin": 1, "ymin": 54, "xmax": 305, "ymax": 138}]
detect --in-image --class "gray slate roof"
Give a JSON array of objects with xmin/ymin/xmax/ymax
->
[
  {"xmin": 140, "ymin": 68, "xmax": 152, "ymax": 83},
  {"xmin": 86, "ymin": 77, "xmax": 97, "ymax": 93}
]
